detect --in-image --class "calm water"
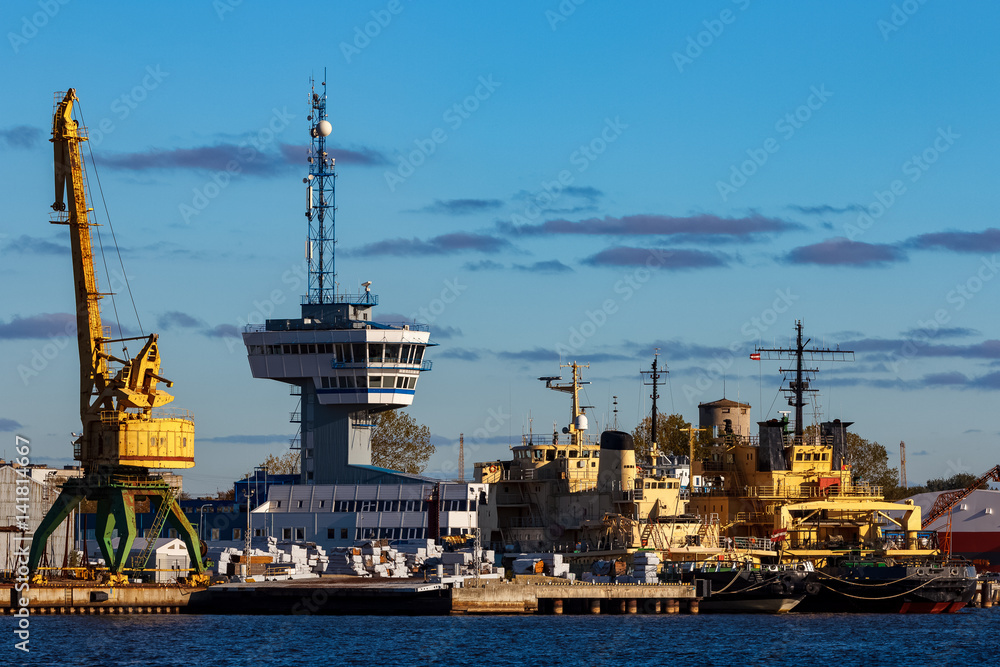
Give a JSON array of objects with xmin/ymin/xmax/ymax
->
[{"xmin": 9, "ymin": 609, "xmax": 1000, "ymax": 666}]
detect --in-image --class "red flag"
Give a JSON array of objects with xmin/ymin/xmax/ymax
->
[{"xmin": 750, "ymin": 353, "xmax": 761, "ymax": 360}]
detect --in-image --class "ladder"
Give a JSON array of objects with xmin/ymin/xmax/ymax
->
[{"xmin": 132, "ymin": 486, "xmax": 176, "ymax": 575}]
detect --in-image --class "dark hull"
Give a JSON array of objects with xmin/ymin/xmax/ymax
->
[
  {"xmin": 685, "ymin": 568, "xmax": 810, "ymax": 614},
  {"xmin": 794, "ymin": 564, "xmax": 977, "ymax": 614}
]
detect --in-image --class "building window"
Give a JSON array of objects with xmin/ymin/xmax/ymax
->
[
  {"xmin": 254, "ymin": 529, "xmax": 265, "ymax": 537},
  {"xmin": 276, "ymin": 501, "xmax": 282, "ymax": 508},
  {"xmin": 319, "ymin": 500, "xmax": 325, "ymax": 508},
  {"xmin": 327, "ymin": 528, "xmax": 337, "ymax": 539},
  {"xmin": 282, "ymin": 528, "xmax": 292, "ymax": 540},
  {"xmin": 297, "ymin": 500, "xmax": 304, "ymax": 508},
  {"xmin": 233, "ymin": 529, "xmax": 241, "ymax": 540},
  {"xmin": 295, "ymin": 527, "xmax": 305, "ymax": 540},
  {"xmin": 211, "ymin": 529, "xmax": 220, "ymax": 541},
  {"xmin": 341, "ymin": 528, "xmax": 348, "ymax": 539}
]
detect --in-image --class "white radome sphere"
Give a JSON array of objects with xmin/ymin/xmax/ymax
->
[{"xmin": 316, "ymin": 120, "xmax": 332, "ymax": 137}]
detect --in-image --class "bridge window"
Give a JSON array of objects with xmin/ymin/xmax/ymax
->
[
  {"xmin": 369, "ymin": 343, "xmax": 383, "ymax": 363},
  {"xmin": 385, "ymin": 344, "xmax": 400, "ymax": 363},
  {"xmin": 352, "ymin": 343, "xmax": 366, "ymax": 363},
  {"xmin": 401, "ymin": 344, "xmax": 411, "ymax": 363},
  {"xmin": 370, "ymin": 376, "xmax": 382, "ymax": 388},
  {"xmin": 413, "ymin": 346, "xmax": 424, "ymax": 364},
  {"xmin": 357, "ymin": 376, "xmax": 368, "ymax": 389}
]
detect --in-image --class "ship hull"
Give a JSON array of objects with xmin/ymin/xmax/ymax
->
[{"xmin": 794, "ymin": 563, "xmax": 977, "ymax": 614}]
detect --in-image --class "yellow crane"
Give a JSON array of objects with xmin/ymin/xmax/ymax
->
[{"xmin": 28, "ymin": 90, "xmax": 207, "ymax": 585}]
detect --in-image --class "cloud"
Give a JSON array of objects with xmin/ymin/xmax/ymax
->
[
  {"xmin": 415, "ymin": 199, "xmax": 505, "ymax": 215},
  {"xmin": 463, "ymin": 260, "xmax": 505, "ymax": 271},
  {"xmin": 788, "ymin": 204, "xmax": 871, "ymax": 216},
  {"xmin": 502, "ymin": 213, "xmax": 797, "ymax": 239},
  {"xmin": 899, "ymin": 326, "xmax": 979, "ymax": 340},
  {"xmin": 432, "ymin": 325, "xmax": 462, "ymax": 339},
  {"xmin": 846, "ymin": 338, "xmax": 1000, "ymax": 360},
  {"xmin": 783, "ymin": 238, "xmax": 906, "ymax": 267},
  {"xmin": 583, "ymin": 246, "xmax": 727, "ymax": 269},
  {"xmin": 510, "ymin": 185, "xmax": 604, "ymax": 216},
  {"xmin": 101, "ymin": 144, "xmax": 289, "ymax": 175},
  {"xmin": 0, "ymin": 418, "xmax": 24, "ymax": 432},
  {"xmin": 438, "ymin": 348, "xmax": 480, "ymax": 361},
  {"xmin": 513, "ymin": 260, "xmax": 573, "ymax": 273},
  {"xmin": 157, "ymin": 311, "xmax": 204, "ymax": 330},
  {"xmin": 0, "ymin": 313, "xmax": 76, "ymax": 339},
  {"xmin": 199, "ymin": 434, "xmax": 291, "ymax": 444},
  {"xmin": 4, "ymin": 235, "xmax": 70, "ymax": 255},
  {"xmin": 0, "ymin": 125, "xmax": 43, "ymax": 149},
  {"xmin": 279, "ymin": 143, "xmax": 388, "ymax": 166},
  {"xmin": 905, "ymin": 228, "xmax": 1000, "ymax": 253},
  {"xmin": 204, "ymin": 324, "xmax": 240, "ymax": 338},
  {"xmin": 496, "ymin": 347, "xmax": 559, "ymax": 362},
  {"xmin": 351, "ymin": 233, "xmax": 512, "ymax": 257},
  {"xmin": 921, "ymin": 371, "xmax": 969, "ymax": 385}
]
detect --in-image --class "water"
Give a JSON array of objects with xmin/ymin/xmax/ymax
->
[{"xmin": 10, "ymin": 610, "xmax": 1000, "ymax": 666}]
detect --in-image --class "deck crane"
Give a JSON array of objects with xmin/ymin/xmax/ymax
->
[{"xmin": 28, "ymin": 90, "xmax": 207, "ymax": 585}]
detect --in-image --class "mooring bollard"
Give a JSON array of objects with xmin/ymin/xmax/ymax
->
[
  {"xmin": 667, "ymin": 599, "xmax": 678, "ymax": 614},
  {"xmin": 689, "ymin": 599, "xmax": 700, "ymax": 615}
]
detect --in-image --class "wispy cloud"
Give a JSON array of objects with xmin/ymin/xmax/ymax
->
[
  {"xmin": 899, "ymin": 326, "xmax": 979, "ymax": 340},
  {"xmin": 0, "ymin": 125, "xmax": 43, "ymax": 149},
  {"xmin": 204, "ymin": 324, "xmax": 240, "ymax": 338},
  {"xmin": 583, "ymin": 246, "xmax": 727, "ymax": 269},
  {"xmin": 788, "ymin": 203, "xmax": 870, "ymax": 216},
  {"xmin": 350, "ymin": 233, "xmax": 512, "ymax": 257},
  {"xmin": 846, "ymin": 338, "xmax": 1000, "ymax": 360},
  {"xmin": 513, "ymin": 260, "xmax": 573, "ymax": 273},
  {"xmin": 905, "ymin": 228, "xmax": 1000, "ymax": 253},
  {"xmin": 438, "ymin": 347, "xmax": 480, "ymax": 361},
  {"xmin": 102, "ymin": 140, "xmax": 388, "ymax": 176},
  {"xmin": 157, "ymin": 311, "xmax": 204, "ymax": 330},
  {"xmin": 4, "ymin": 235, "xmax": 70, "ymax": 255},
  {"xmin": 0, "ymin": 418, "xmax": 24, "ymax": 432},
  {"xmin": 0, "ymin": 313, "xmax": 76, "ymax": 339},
  {"xmin": 783, "ymin": 238, "xmax": 906, "ymax": 267},
  {"xmin": 502, "ymin": 213, "xmax": 797, "ymax": 239},
  {"xmin": 279, "ymin": 143, "xmax": 388, "ymax": 166},
  {"xmin": 463, "ymin": 260, "xmax": 505, "ymax": 271},
  {"xmin": 415, "ymin": 199, "xmax": 505, "ymax": 215}
]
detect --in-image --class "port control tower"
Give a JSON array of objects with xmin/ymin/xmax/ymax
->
[{"xmin": 243, "ymin": 77, "xmax": 431, "ymax": 484}]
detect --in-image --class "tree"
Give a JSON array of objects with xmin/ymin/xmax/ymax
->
[
  {"xmin": 370, "ymin": 409, "xmax": 434, "ymax": 474},
  {"xmin": 845, "ymin": 433, "xmax": 899, "ymax": 495},
  {"xmin": 630, "ymin": 413, "xmax": 713, "ymax": 465},
  {"xmin": 256, "ymin": 450, "xmax": 301, "ymax": 475}
]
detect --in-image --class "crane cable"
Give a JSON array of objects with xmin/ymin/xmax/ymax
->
[{"xmin": 76, "ymin": 101, "xmax": 145, "ymax": 356}]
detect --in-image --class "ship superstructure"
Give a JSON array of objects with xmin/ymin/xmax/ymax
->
[{"xmin": 243, "ymin": 77, "xmax": 431, "ymax": 485}]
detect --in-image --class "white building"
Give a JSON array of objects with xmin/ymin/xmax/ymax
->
[
  {"xmin": 89, "ymin": 537, "xmax": 191, "ymax": 582},
  {"xmin": 237, "ymin": 482, "xmax": 487, "ymax": 551}
]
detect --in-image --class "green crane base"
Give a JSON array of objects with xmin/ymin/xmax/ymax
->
[{"xmin": 28, "ymin": 469, "xmax": 206, "ymax": 579}]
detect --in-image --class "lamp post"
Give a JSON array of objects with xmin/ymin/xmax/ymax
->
[
  {"xmin": 243, "ymin": 490, "xmax": 254, "ymax": 579},
  {"xmin": 198, "ymin": 504, "xmax": 212, "ymax": 543}
]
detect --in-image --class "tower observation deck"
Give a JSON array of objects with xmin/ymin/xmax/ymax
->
[{"xmin": 243, "ymin": 76, "xmax": 431, "ymax": 485}]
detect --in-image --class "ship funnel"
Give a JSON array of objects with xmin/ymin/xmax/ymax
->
[{"xmin": 598, "ymin": 430, "xmax": 636, "ymax": 494}]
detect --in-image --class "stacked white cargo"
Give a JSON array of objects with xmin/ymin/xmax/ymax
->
[
  {"xmin": 391, "ymin": 538, "xmax": 444, "ymax": 571},
  {"xmin": 631, "ymin": 552, "xmax": 660, "ymax": 584},
  {"xmin": 215, "ymin": 538, "xmax": 329, "ymax": 580},
  {"xmin": 511, "ymin": 553, "xmax": 571, "ymax": 579}
]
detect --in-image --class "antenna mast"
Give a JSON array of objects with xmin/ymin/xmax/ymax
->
[
  {"xmin": 753, "ymin": 321, "xmax": 854, "ymax": 440},
  {"xmin": 640, "ymin": 350, "xmax": 667, "ymax": 462},
  {"xmin": 306, "ymin": 70, "xmax": 336, "ymax": 304}
]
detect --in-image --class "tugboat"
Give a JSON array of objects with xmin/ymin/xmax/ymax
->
[{"xmin": 665, "ymin": 559, "xmax": 816, "ymax": 613}]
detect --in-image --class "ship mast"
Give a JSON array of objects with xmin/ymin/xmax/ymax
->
[
  {"xmin": 754, "ymin": 321, "xmax": 854, "ymax": 440},
  {"xmin": 640, "ymin": 350, "xmax": 667, "ymax": 462}
]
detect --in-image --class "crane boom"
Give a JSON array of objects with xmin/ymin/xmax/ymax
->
[
  {"xmin": 51, "ymin": 89, "xmax": 108, "ymax": 420},
  {"xmin": 922, "ymin": 464, "xmax": 1000, "ymax": 528}
]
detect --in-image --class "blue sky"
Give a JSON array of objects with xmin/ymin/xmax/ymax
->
[{"xmin": 3, "ymin": 1, "xmax": 1000, "ymax": 494}]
